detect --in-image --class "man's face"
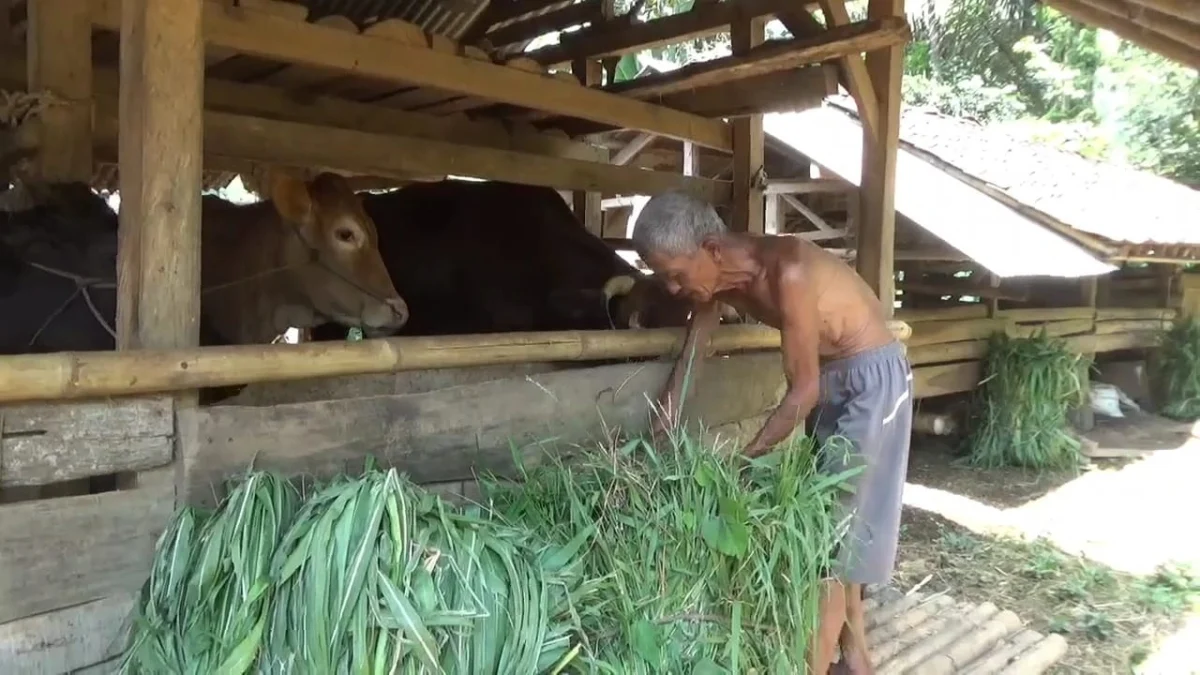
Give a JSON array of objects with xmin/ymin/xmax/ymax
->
[{"xmin": 643, "ymin": 245, "xmax": 721, "ymax": 303}]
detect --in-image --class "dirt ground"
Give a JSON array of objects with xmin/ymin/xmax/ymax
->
[{"xmin": 895, "ymin": 411, "xmax": 1200, "ymax": 674}]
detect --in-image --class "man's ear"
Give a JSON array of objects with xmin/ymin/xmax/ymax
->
[{"xmin": 700, "ymin": 235, "xmax": 723, "ymax": 261}]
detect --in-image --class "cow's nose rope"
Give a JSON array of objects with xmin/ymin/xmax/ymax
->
[{"xmin": 24, "ymin": 261, "xmax": 117, "ymax": 345}]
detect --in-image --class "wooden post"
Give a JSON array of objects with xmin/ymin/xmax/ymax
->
[
  {"xmin": 683, "ymin": 141, "xmax": 701, "ymax": 177},
  {"xmin": 571, "ymin": 57, "xmax": 604, "ymax": 236},
  {"xmin": 1068, "ymin": 275, "xmax": 1099, "ymax": 433},
  {"xmin": 26, "ymin": 0, "xmax": 92, "ymax": 182},
  {"xmin": 117, "ymin": 0, "xmax": 205, "ymax": 499},
  {"xmin": 765, "ymin": 193, "xmax": 782, "ymax": 234},
  {"xmin": 856, "ymin": 0, "xmax": 904, "ymax": 317},
  {"xmin": 730, "ymin": 18, "xmax": 765, "ymax": 234},
  {"xmin": 987, "ymin": 273, "xmax": 1001, "ymax": 317}
]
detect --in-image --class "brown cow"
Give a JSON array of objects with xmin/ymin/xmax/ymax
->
[{"xmin": 201, "ymin": 172, "xmax": 409, "ymax": 344}]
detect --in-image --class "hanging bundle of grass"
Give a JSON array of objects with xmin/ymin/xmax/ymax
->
[
  {"xmin": 1150, "ymin": 318, "xmax": 1200, "ymax": 420},
  {"xmin": 963, "ymin": 330, "xmax": 1090, "ymax": 470},
  {"xmin": 484, "ymin": 430, "xmax": 855, "ymax": 673}
]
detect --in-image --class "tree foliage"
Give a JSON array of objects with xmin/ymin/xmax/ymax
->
[{"xmin": 903, "ymin": 0, "xmax": 1198, "ymax": 184}]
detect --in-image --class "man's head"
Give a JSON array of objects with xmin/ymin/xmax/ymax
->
[{"xmin": 631, "ymin": 191, "xmax": 729, "ymax": 303}]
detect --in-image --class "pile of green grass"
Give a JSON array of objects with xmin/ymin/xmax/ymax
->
[
  {"xmin": 121, "ymin": 470, "xmax": 585, "ymax": 674},
  {"xmin": 963, "ymin": 331, "xmax": 1091, "ymax": 470},
  {"xmin": 1150, "ymin": 318, "xmax": 1200, "ymax": 420},
  {"xmin": 485, "ymin": 431, "xmax": 856, "ymax": 673},
  {"xmin": 119, "ymin": 432, "xmax": 853, "ymax": 674}
]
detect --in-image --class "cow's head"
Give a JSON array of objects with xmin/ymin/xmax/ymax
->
[
  {"xmin": 602, "ymin": 274, "xmax": 742, "ymax": 329},
  {"xmin": 271, "ymin": 172, "xmax": 408, "ymax": 335},
  {"xmin": 601, "ymin": 273, "xmax": 692, "ymax": 329}
]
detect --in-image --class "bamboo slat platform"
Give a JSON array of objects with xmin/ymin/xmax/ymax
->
[{"xmin": 861, "ymin": 586, "xmax": 1068, "ymax": 674}]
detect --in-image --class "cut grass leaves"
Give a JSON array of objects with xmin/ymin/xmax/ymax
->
[
  {"xmin": 119, "ymin": 430, "xmax": 855, "ymax": 674},
  {"xmin": 1151, "ymin": 318, "xmax": 1200, "ymax": 421},
  {"xmin": 964, "ymin": 331, "xmax": 1090, "ymax": 470}
]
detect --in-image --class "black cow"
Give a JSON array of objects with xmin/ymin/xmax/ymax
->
[
  {"xmin": 309, "ymin": 179, "xmax": 699, "ymax": 340},
  {"xmin": 0, "ymin": 182, "xmax": 253, "ymax": 404}
]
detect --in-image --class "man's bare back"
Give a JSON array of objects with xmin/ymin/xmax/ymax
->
[{"xmin": 713, "ymin": 237, "xmax": 896, "ymax": 360}]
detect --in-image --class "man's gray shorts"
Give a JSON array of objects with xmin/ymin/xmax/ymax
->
[{"xmin": 807, "ymin": 339, "xmax": 913, "ymax": 585}]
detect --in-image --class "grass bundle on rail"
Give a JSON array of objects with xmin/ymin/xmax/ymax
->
[
  {"xmin": 484, "ymin": 430, "xmax": 856, "ymax": 674},
  {"xmin": 1150, "ymin": 318, "xmax": 1200, "ymax": 420},
  {"xmin": 963, "ymin": 330, "xmax": 1090, "ymax": 470},
  {"xmin": 120, "ymin": 468, "xmax": 587, "ymax": 674}
]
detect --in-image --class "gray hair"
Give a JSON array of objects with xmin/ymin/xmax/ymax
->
[{"xmin": 631, "ymin": 191, "xmax": 727, "ymax": 259}]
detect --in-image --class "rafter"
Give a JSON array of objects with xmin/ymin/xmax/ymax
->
[{"xmin": 89, "ymin": 0, "xmax": 734, "ymax": 151}]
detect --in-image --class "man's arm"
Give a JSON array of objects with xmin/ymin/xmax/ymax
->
[
  {"xmin": 742, "ymin": 265, "xmax": 821, "ymax": 457},
  {"xmin": 656, "ymin": 300, "xmax": 722, "ymax": 430}
]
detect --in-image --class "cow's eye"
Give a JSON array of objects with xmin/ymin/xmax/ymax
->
[{"xmin": 335, "ymin": 228, "xmax": 356, "ymax": 243}]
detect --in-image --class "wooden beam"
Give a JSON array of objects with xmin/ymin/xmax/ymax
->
[
  {"xmin": 525, "ymin": 0, "xmax": 818, "ymax": 66},
  {"xmin": 0, "ymin": 54, "xmax": 606, "ymax": 163},
  {"xmin": 603, "ymin": 18, "xmax": 909, "ymax": 100},
  {"xmin": 815, "ymin": 0, "xmax": 879, "ymax": 140},
  {"xmin": 1127, "ymin": 0, "xmax": 1200, "ymax": 24},
  {"xmin": 798, "ymin": 228, "xmax": 848, "ymax": 241},
  {"xmin": 1044, "ymin": 0, "xmax": 1200, "ymax": 69},
  {"xmin": 731, "ymin": 17, "xmax": 766, "ymax": 234},
  {"xmin": 648, "ymin": 65, "xmax": 836, "ymax": 118},
  {"xmin": 1072, "ymin": 0, "xmax": 1200, "ymax": 54},
  {"xmin": 25, "ymin": 0, "xmax": 92, "ymax": 181},
  {"xmin": 572, "ymin": 57, "xmax": 605, "ymax": 235},
  {"xmin": 539, "ymin": 65, "xmax": 836, "ymax": 134},
  {"xmin": 781, "ymin": 194, "xmax": 834, "ymax": 231},
  {"xmin": 856, "ymin": 0, "xmax": 905, "ymax": 317},
  {"xmin": 523, "ymin": 17, "xmax": 906, "ymax": 127},
  {"xmin": 613, "ymin": 132, "xmax": 656, "ymax": 166},
  {"xmin": 91, "ymin": 0, "xmax": 734, "ymax": 151},
  {"xmin": 72, "ymin": 97, "xmax": 730, "ymax": 200},
  {"xmin": 765, "ymin": 177, "xmax": 850, "ymax": 194}
]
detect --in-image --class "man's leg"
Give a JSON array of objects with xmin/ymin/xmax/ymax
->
[
  {"xmin": 838, "ymin": 583, "xmax": 872, "ymax": 674},
  {"xmin": 826, "ymin": 344, "xmax": 914, "ymax": 674},
  {"xmin": 809, "ymin": 578, "xmax": 847, "ymax": 674}
]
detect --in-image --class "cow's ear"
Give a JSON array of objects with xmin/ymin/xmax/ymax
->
[{"xmin": 270, "ymin": 172, "xmax": 315, "ymax": 224}]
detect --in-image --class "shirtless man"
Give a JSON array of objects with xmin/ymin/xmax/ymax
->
[{"xmin": 632, "ymin": 191, "xmax": 913, "ymax": 674}]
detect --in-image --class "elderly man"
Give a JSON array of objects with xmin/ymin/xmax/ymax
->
[{"xmin": 632, "ymin": 191, "xmax": 913, "ymax": 674}]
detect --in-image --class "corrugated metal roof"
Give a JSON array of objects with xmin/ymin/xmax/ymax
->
[
  {"xmin": 883, "ymin": 103, "xmax": 1200, "ymax": 248},
  {"xmin": 764, "ymin": 107, "xmax": 1118, "ymax": 279}
]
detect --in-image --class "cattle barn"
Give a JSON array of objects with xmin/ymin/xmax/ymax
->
[{"xmin": 0, "ymin": 0, "xmax": 1195, "ymax": 671}]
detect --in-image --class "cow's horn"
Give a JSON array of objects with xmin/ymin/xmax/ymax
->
[
  {"xmin": 628, "ymin": 311, "xmax": 642, "ymax": 329},
  {"xmin": 602, "ymin": 274, "xmax": 637, "ymax": 300}
]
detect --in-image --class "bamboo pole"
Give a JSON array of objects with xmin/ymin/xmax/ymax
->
[
  {"xmin": 0, "ymin": 322, "xmax": 911, "ymax": 404},
  {"xmin": 1096, "ymin": 307, "xmax": 1177, "ymax": 321},
  {"xmin": 897, "ymin": 304, "xmax": 989, "ymax": 322}
]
